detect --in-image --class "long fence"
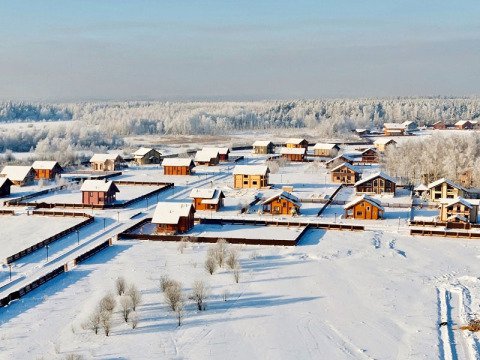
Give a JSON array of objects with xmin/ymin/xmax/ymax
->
[
  {"xmin": 410, "ymin": 228, "xmax": 480, "ymax": 239},
  {"xmin": 317, "ymin": 184, "xmax": 344, "ymax": 216},
  {"xmin": 4, "ymin": 185, "xmax": 67, "ymax": 206}
]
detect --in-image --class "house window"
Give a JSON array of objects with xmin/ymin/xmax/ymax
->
[
  {"xmin": 243, "ymin": 181, "xmax": 249, "ymax": 185},
  {"xmin": 252, "ymin": 181, "xmax": 258, "ymax": 185},
  {"xmin": 356, "ymin": 211, "xmax": 362, "ymax": 216}
]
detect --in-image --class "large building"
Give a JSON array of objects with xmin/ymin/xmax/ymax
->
[
  {"xmin": 133, "ymin": 147, "xmax": 162, "ymax": 165},
  {"xmin": 162, "ymin": 158, "xmax": 195, "ymax": 175},
  {"xmin": 354, "ymin": 172, "xmax": 396, "ymax": 195},
  {"xmin": 152, "ymin": 202, "xmax": 195, "ymax": 234},
  {"xmin": 344, "ymin": 195, "xmax": 384, "ymax": 220},
  {"xmin": 80, "ymin": 179, "xmax": 119, "ymax": 206},
  {"xmin": 262, "ymin": 191, "xmax": 301, "ymax": 216},
  {"xmin": 0, "ymin": 166, "xmax": 35, "ymax": 186},
  {"xmin": 32, "ymin": 161, "xmax": 63, "ymax": 180},
  {"xmin": 233, "ymin": 165, "xmax": 269, "ymax": 189},
  {"xmin": 190, "ymin": 188, "xmax": 225, "ymax": 211}
]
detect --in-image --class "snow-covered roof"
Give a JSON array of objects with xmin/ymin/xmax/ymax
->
[
  {"xmin": 446, "ymin": 214, "xmax": 469, "ymax": 223},
  {"xmin": 233, "ymin": 165, "xmax": 269, "ymax": 176},
  {"xmin": 90, "ymin": 153, "xmax": 122, "ymax": 163},
  {"xmin": 32, "ymin": 161, "xmax": 60, "ymax": 170},
  {"xmin": 80, "ymin": 179, "xmax": 119, "ymax": 193},
  {"xmin": 0, "ymin": 166, "xmax": 34, "ymax": 182},
  {"xmin": 253, "ymin": 140, "xmax": 273, "ymax": 147},
  {"xmin": 190, "ymin": 188, "xmax": 224, "ymax": 204},
  {"xmin": 354, "ymin": 172, "xmax": 397, "ymax": 187},
  {"xmin": 286, "ymin": 138, "xmax": 307, "ymax": 145},
  {"xmin": 344, "ymin": 195, "xmax": 384, "ymax": 211},
  {"xmin": 325, "ymin": 153, "xmax": 356, "ymax": 165},
  {"xmin": 455, "ymin": 120, "xmax": 471, "ymax": 126},
  {"xmin": 280, "ymin": 147, "xmax": 306, "ymax": 155},
  {"xmin": 313, "ymin": 143, "xmax": 339, "ymax": 150},
  {"xmin": 152, "ymin": 202, "xmax": 194, "ymax": 224},
  {"xmin": 162, "ymin": 158, "xmax": 194, "ymax": 167},
  {"xmin": 441, "ymin": 197, "xmax": 473, "ymax": 209},
  {"xmin": 133, "ymin": 147, "xmax": 160, "ymax": 157},
  {"xmin": 374, "ymin": 138, "xmax": 397, "ymax": 145},
  {"xmin": 383, "ymin": 123, "xmax": 405, "ymax": 129},
  {"xmin": 203, "ymin": 147, "xmax": 229, "ymax": 155},
  {"xmin": 402, "ymin": 121, "xmax": 417, "ymax": 127},
  {"xmin": 360, "ymin": 147, "xmax": 377, "ymax": 154},
  {"xmin": 262, "ymin": 191, "xmax": 301, "ymax": 207},
  {"xmin": 330, "ymin": 162, "xmax": 360, "ymax": 173},
  {"xmin": 414, "ymin": 184, "xmax": 428, "ymax": 191},
  {"xmin": 0, "ymin": 177, "xmax": 13, "ymax": 188},
  {"xmin": 195, "ymin": 149, "xmax": 219, "ymax": 162},
  {"xmin": 427, "ymin": 178, "xmax": 466, "ymax": 192}
]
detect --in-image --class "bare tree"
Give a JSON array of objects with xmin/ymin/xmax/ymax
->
[
  {"xmin": 176, "ymin": 298, "xmax": 185, "ymax": 327},
  {"xmin": 226, "ymin": 247, "xmax": 240, "ymax": 270},
  {"xmin": 204, "ymin": 253, "xmax": 217, "ymax": 275},
  {"xmin": 160, "ymin": 274, "xmax": 175, "ymax": 292},
  {"xmin": 130, "ymin": 311, "xmax": 139, "ymax": 329},
  {"xmin": 127, "ymin": 284, "xmax": 142, "ymax": 311},
  {"xmin": 119, "ymin": 295, "xmax": 133, "ymax": 322},
  {"xmin": 100, "ymin": 293, "xmax": 116, "ymax": 313},
  {"xmin": 177, "ymin": 237, "xmax": 188, "ymax": 254},
  {"xmin": 164, "ymin": 280, "xmax": 182, "ymax": 311},
  {"xmin": 84, "ymin": 309, "xmax": 101, "ymax": 335},
  {"xmin": 214, "ymin": 239, "xmax": 229, "ymax": 268},
  {"xmin": 190, "ymin": 280, "xmax": 209, "ymax": 311},
  {"xmin": 100, "ymin": 310, "xmax": 112, "ymax": 336},
  {"xmin": 115, "ymin": 277, "xmax": 127, "ymax": 296},
  {"xmin": 233, "ymin": 265, "xmax": 241, "ymax": 283}
]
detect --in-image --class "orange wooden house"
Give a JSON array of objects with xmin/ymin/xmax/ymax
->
[
  {"xmin": 455, "ymin": 120, "xmax": 473, "ymax": 130},
  {"xmin": 80, "ymin": 179, "xmax": 119, "ymax": 206},
  {"xmin": 262, "ymin": 191, "xmax": 301, "ymax": 216},
  {"xmin": 286, "ymin": 138, "xmax": 309, "ymax": 149},
  {"xmin": 279, "ymin": 147, "xmax": 306, "ymax": 162},
  {"xmin": 152, "ymin": 202, "xmax": 195, "ymax": 234},
  {"xmin": 432, "ymin": 121, "xmax": 446, "ymax": 130},
  {"xmin": 32, "ymin": 161, "xmax": 63, "ymax": 180},
  {"xmin": 330, "ymin": 162, "xmax": 361, "ymax": 184},
  {"xmin": 0, "ymin": 166, "xmax": 35, "ymax": 186},
  {"xmin": 344, "ymin": 195, "xmax": 384, "ymax": 220},
  {"xmin": 162, "ymin": 158, "xmax": 195, "ymax": 175},
  {"xmin": 189, "ymin": 188, "xmax": 225, "ymax": 211}
]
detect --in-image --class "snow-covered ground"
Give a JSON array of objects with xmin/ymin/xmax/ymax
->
[{"xmin": 1, "ymin": 230, "xmax": 480, "ymax": 359}]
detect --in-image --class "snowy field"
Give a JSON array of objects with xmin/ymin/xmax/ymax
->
[
  {"xmin": 0, "ymin": 214, "xmax": 86, "ymax": 262},
  {"xmin": 1, "ymin": 230, "xmax": 480, "ymax": 359}
]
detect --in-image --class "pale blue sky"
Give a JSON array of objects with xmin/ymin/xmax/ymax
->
[{"xmin": 0, "ymin": 1, "xmax": 479, "ymax": 101}]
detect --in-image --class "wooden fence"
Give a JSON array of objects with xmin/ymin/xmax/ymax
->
[
  {"xmin": 0, "ymin": 209, "xmax": 15, "ymax": 215},
  {"xmin": 74, "ymin": 238, "xmax": 113, "ymax": 265},
  {"xmin": 410, "ymin": 228, "xmax": 480, "ymax": 239},
  {"xmin": 317, "ymin": 184, "xmax": 344, "ymax": 216},
  {"xmin": 4, "ymin": 185, "xmax": 67, "ymax": 206}
]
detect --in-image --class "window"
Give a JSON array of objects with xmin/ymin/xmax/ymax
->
[
  {"xmin": 356, "ymin": 211, "xmax": 362, "ymax": 216},
  {"xmin": 243, "ymin": 181, "xmax": 249, "ymax": 185},
  {"xmin": 252, "ymin": 181, "xmax": 258, "ymax": 185}
]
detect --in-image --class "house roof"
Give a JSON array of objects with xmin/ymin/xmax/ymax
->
[
  {"xmin": 32, "ymin": 161, "xmax": 60, "ymax": 170},
  {"xmin": 402, "ymin": 121, "xmax": 416, "ymax": 126},
  {"xmin": 313, "ymin": 143, "xmax": 339, "ymax": 150},
  {"xmin": 360, "ymin": 147, "xmax": 378, "ymax": 155},
  {"xmin": 0, "ymin": 166, "xmax": 34, "ymax": 182},
  {"xmin": 325, "ymin": 153, "xmax": 356, "ymax": 165},
  {"xmin": 330, "ymin": 162, "xmax": 361, "ymax": 173},
  {"xmin": 152, "ymin": 202, "xmax": 194, "ymax": 224},
  {"xmin": 262, "ymin": 191, "xmax": 301, "ymax": 207},
  {"xmin": 162, "ymin": 158, "xmax": 195, "ymax": 167},
  {"xmin": 80, "ymin": 179, "xmax": 119, "ymax": 193},
  {"xmin": 133, "ymin": 147, "xmax": 161, "ymax": 157},
  {"xmin": 414, "ymin": 184, "xmax": 428, "ymax": 191},
  {"xmin": 344, "ymin": 195, "xmax": 384, "ymax": 211},
  {"xmin": 446, "ymin": 214, "xmax": 469, "ymax": 223},
  {"xmin": 286, "ymin": 138, "xmax": 307, "ymax": 145},
  {"xmin": 203, "ymin": 147, "xmax": 229, "ymax": 155},
  {"xmin": 279, "ymin": 147, "xmax": 306, "ymax": 155},
  {"xmin": 0, "ymin": 177, "xmax": 13, "ymax": 188},
  {"xmin": 374, "ymin": 138, "xmax": 397, "ymax": 145},
  {"xmin": 383, "ymin": 123, "xmax": 405, "ymax": 129},
  {"xmin": 90, "ymin": 153, "xmax": 122, "ymax": 163},
  {"xmin": 455, "ymin": 120, "xmax": 471, "ymax": 126},
  {"xmin": 354, "ymin": 172, "xmax": 397, "ymax": 187},
  {"xmin": 427, "ymin": 178, "xmax": 467, "ymax": 192},
  {"xmin": 195, "ymin": 149, "xmax": 220, "ymax": 162},
  {"xmin": 190, "ymin": 188, "xmax": 224, "ymax": 204},
  {"xmin": 442, "ymin": 197, "xmax": 473, "ymax": 209},
  {"xmin": 253, "ymin": 140, "xmax": 273, "ymax": 147},
  {"xmin": 233, "ymin": 165, "xmax": 269, "ymax": 176}
]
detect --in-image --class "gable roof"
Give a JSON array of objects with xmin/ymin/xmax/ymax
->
[
  {"xmin": 80, "ymin": 179, "xmax": 119, "ymax": 193},
  {"xmin": 313, "ymin": 143, "xmax": 339, "ymax": 150},
  {"xmin": 0, "ymin": 177, "xmax": 13, "ymax": 188},
  {"xmin": 253, "ymin": 140, "xmax": 273, "ymax": 147},
  {"xmin": 344, "ymin": 195, "xmax": 384, "ymax": 211},
  {"xmin": 354, "ymin": 172, "xmax": 396, "ymax": 187},
  {"xmin": 455, "ymin": 120, "xmax": 472, "ymax": 126},
  {"xmin": 32, "ymin": 161, "xmax": 61, "ymax": 170},
  {"xmin": 286, "ymin": 138, "xmax": 307, "ymax": 145},
  {"xmin": 383, "ymin": 123, "xmax": 405, "ymax": 129},
  {"xmin": 262, "ymin": 191, "xmax": 301, "ymax": 207},
  {"xmin": 325, "ymin": 153, "xmax": 356, "ymax": 165},
  {"xmin": 279, "ymin": 147, "xmax": 306, "ymax": 155},
  {"xmin": 442, "ymin": 197, "xmax": 473, "ymax": 209},
  {"xmin": 427, "ymin": 178, "xmax": 466, "ymax": 192},
  {"xmin": 402, "ymin": 120, "xmax": 416, "ymax": 126},
  {"xmin": 190, "ymin": 188, "xmax": 224, "ymax": 204},
  {"xmin": 133, "ymin": 147, "xmax": 161, "ymax": 157},
  {"xmin": 90, "ymin": 153, "xmax": 122, "ymax": 163},
  {"xmin": 203, "ymin": 147, "xmax": 229, "ymax": 155},
  {"xmin": 360, "ymin": 147, "xmax": 378, "ymax": 155},
  {"xmin": 374, "ymin": 138, "xmax": 397, "ymax": 145},
  {"xmin": 414, "ymin": 184, "xmax": 429, "ymax": 191},
  {"xmin": 233, "ymin": 165, "xmax": 269, "ymax": 176},
  {"xmin": 152, "ymin": 202, "xmax": 194, "ymax": 224},
  {"xmin": 162, "ymin": 158, "xmax": 195, "ymax": 167},
  {"xmin": 195, "ymin": 149, "xmax": 220, "ymax": 162},
  {"xmin": 330, "ymin": 162, "xmax": 361, "ymax": 173},
  {"xmin": 0, "ymin": 166, "xmax": 34, "ymax": 182}
]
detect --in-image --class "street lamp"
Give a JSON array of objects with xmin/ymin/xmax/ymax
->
[
  {"xmin": 76, "ymin": 229, "xmax": 80, "ymax": 245},
  {"xmin": 46, "ymin": 245, "xmax": 49, "ymax": 262},
  {"xmin": 8, "ymin": 263, "xmax": 12, "ymax": 281}
]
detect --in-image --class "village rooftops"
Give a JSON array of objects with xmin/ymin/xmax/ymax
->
[
  {"xmin": 312, "ymin": 143, "xmax": 338, "ymax": 150},
  {"xmin": 330, "ymin": 162, "xmax": 361, "ymax": 173},
  {"xmin": 354, "ymin": 171, "xmax": 396, "ymax": 187},
  {"xmin": 233, "ymin": 165, "xmax": 269, "ymax": 176},
  {"xmin": 90, "ymin": 153, "xmax": 122, "ymax": 162},
  {"xmin": 162, "ymin": 158, "xmax": 195, "ymax": 167},
  {"xmin": 80, "ymin": 179, "xmax": 119, "ymax": 193},
  {"xmin": 427, "ymin": 178, "xmax": 467, "ymax": 192},
  {"xmin": 152, "ymin": 202, "xmax": 194, "ymax": 224},
  {"xmin": 253, "ymin": 140, "xmax": 273, "ymax": 146},
  {"xmin": 344, "ymin": 195, "xmax": 384, "ymax": 211},
  {"xmin": 279, "ymin": 147, "xmax": 306, "ymax": 155},
  {"xmin": 133, "ymin": 147, "xmax": 160, "ymax": 156},
  {"xmin": 32, "ymin": 161, "xmax": 60, "ymax": 170},
  {"xmin": 261, "ymin": 191, "xmax": 301, "ymax": 207},
  {"xmin": 0, "ymin": 166, "xmax": 34, "ymax": 182}
]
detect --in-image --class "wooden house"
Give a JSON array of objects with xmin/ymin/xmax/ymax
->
[
  {"xmin": 133, "ymin": 147, "xmax": 162, "ymax": 165},
  {"xmin": 427, "ymin": 178, "xmax": 468, "ymax": 201},
  {"xmin": 439, "ymin": 197, "xmax": 478, "ymax": 224},
  {"xmin": 354, "ymin": 172, "xmax": 396, "ymax": 195},
  {"xmin": 344, "ymin": 195, "xmax": 384, "ymax": 220},
  {"xmin": 286, "ymin": 138, "xmax": 309, "ymax": 149},
  {"xmin": 253, "ymin": 141, "xmax": 274, "ymax": 154},
  {"xmin": 0, "ymin": 177, "xmax": 13, "ymax": 196},
  {"xmin": 373, "ymin": 138, "xmax": 397, "ymax": 152},
  {"xmin": 360, "ymin": 148, "xmax": 378, "ymax": 163},
  {"xmin": 455, "ymin": 120, "xmax": 473, "ymax": 130},
  {"xmin": 0, "ymin": 166, "xmax": 35, "ymax": 186},
  {"xmin": 325, "ymin": 154, "xmax": 356, "ymax": 169},
  {"xmin": 189, "ymin": 188, "xmax": 225, "ymax": 211},
  {"xmin": 32, "ymin": 161, "xmax": 63, "ymax": 180},
  {"xmin": 80, "ymin": 179, "xmax": 119, "ymax": 206},
  {"xmin": 162, "ymin": 158, "xmax": 195, "ymax": 175},
  {"xmin": 233, "ymin": 165, "xmax": 269, "ymax": 189},
  {"xmin": 195, "ymin": 149, "xmax": 220, "ymax": 166},
  {"xmin": 152, "ymin": 202, "xmax": 195, "ymax": 234},
  {"xmin": 402, "ymin": 121, "xmax": 418, "ymax": 133},
  {"xmin": 279, "ymin": 147, "xmax": 306, "ymax": 162},
  {"xmin": 432, "ymin": 121, "xmax": 446, "ymax": 130},
  {"xmin": 313, "ymin": 143, "xmax": 340, "ymax": 157},
  {"xmin": 383, "ymin": 123, "xmax": 405, "ymax": 136},
  {"xmin": 205, "ymin": 147, "xmax": 230, "ymax": 161},
  {"xmin": 262, "ymin": 191, "xmax": 301, "ymax": 216},
  {"xmin": 330, "ymin": 162, "xmax": 361, "ymax": 184},
  {"xmin": 90, "ymin": 154, "xmax": 124, "ymax": 171}
]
